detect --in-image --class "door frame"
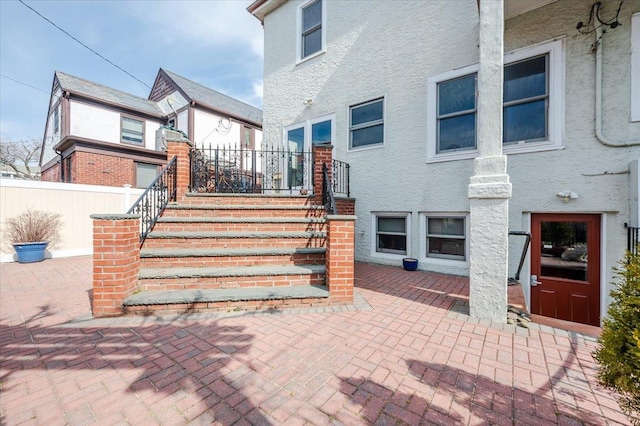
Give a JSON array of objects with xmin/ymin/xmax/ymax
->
[{"xmin": 529, "ymin": 212, "xmax": 602, "ymax": 326}]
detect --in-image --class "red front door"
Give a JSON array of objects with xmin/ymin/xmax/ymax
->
[{"xmin": 530, "ymin": 214, "xmax": 601, "ymax": 326}]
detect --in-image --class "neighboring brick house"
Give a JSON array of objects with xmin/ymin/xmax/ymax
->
[{"xmin": 40, "ymin": 69, "xmax": 262, "ymax": 188}]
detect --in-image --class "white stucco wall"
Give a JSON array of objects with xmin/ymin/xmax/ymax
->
[
  {"xmin": 261, "ymin": 0, "xmax": 640, "ymax": 318},
  {"xmin": 69, "ymin": 101, "xmax": 162, "ymax": 150}
]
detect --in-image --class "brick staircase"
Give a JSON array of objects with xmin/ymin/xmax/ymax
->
[
  {"xmin": 90, "ymin": 139, "xmax": 356, "ymax": 318},
  {"xmin": 123, "ymin": 194, "xmax": 334, "ymax": 315}
]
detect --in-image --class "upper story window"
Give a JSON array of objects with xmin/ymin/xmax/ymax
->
[
  {"xmin": 53, "ymin": 107, "xmax": 59, "ymax": 133},
  {"xmin": 297, "ymin": 0, "xmax": 325, "ymax": 62},
  {"xmin": 349, "ymin": 98, "xmax": 384, "ymax": 150},
  {"xmin": 427, "ymin": 38, "xmax": 565, "ymax": 162},
  {"xmin": 122, "ymin": 116, "xmax": 144, "ymax": 145},
  {"xmin": 437, "ymin": 74, "xmax": 477, "ymax": 153}
]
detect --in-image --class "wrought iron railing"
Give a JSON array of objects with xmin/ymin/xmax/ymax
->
[
  {"xmin": 190, "ymin": 144, "xmax": 313, "ymax": 194},
  {"xmin": 332, "ymin": 159, "xmax": 350, "ymax": 197},
  {"xmin": 322, "ymin": 163, "xmax": 337, "ymax": 215},
  {"xmin": 626, "ymin": 224, "xmax": 639, "ymax": 255},
  {"xmin": 127, "ymin": 156, "xmax": 177, "ymax": 243}
]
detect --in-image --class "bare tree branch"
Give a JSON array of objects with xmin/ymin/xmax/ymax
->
[{"xmin": 0, "ymin": 137, "xmax": 42, "ymax": 180}]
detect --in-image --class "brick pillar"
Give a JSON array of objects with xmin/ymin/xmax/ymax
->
[
  {"xmin": 313, "ymin": 143, "xmax": 333, "ymax": 205},
  {"xmin": 166, "ymin": 138, "xmax": 193, "ymax": 202},
  {"xmin": 91, "ymin": 214, "xmax": 140, "ymax": 317},
  {"xmin": 326, "ymin": 215, "xmax": 357, "ymax": 304}
]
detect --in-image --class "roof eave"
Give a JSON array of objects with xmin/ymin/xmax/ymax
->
[{"xmin": 247, "ymin": 0, "xmax": 287, "ymax": 23}]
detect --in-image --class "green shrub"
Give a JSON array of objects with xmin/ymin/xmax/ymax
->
[{"xmin": 594, "ymin": 247, "xmax": 640, "ymax": 425}]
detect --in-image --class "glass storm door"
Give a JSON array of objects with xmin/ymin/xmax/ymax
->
[{"xmin": 530, "ymin": 214, "xmax": 601, "ymax": 326}]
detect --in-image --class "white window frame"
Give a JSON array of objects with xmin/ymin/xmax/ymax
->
[
  {"xmin": 349, "ymin": 97, "xmax": 385, "ymax": 151},
  {"xmin": 296, "ymin": 0, "xmax": 326, "ymax": 64},
  {"xmin": 282, "ymin": 114, "xmax": 336, "ymax": 191},
  {"xmin": 427, "ymin": 38, "xmax": 565, "ymax": 163},
  {"xmin": 371, "ymin": 212, "xmax": 411, "ymax": 259},
  {"xmin": 632, "ymin": 13, "xmax": 640, "ymax": 122},
  {"xmin": 283, "ymin": 113, "xmax": 336, "ymax": 150},
  {"xmin": 419, "ymin": 213, "xmax": 469, "ymax": 266}
]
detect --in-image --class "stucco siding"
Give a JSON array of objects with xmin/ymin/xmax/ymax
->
[{"xmin": 260, "ymin": 0, "xmax": 640, "ymax": 318}]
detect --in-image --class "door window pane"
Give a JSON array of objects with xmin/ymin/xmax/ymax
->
[
  {"xmin": 287, "ymin": 127, "xmax": 304, "ymax": 152},
  {"xmin": 311, "ymin": 120, "xmax": 331, "ymax": 144},
  {"xmin": 540, "ymin": 221, "xmax": 588, "ymax": 281}
]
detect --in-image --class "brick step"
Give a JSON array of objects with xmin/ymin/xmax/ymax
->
[
  {"xmin": 183, "ymin": 193, "xmax": 317, "ymax": 206},
  {"xmin": 139, "ymin": 247, "xmax": 326, "ymax": 268},
  {"xmin": 122, "ymin": 285, "xmax": 330, "ymax": 315},
  {"xmin": 162, "ymin": 204, "xmax": 326, "ymax": 218},
  {"xmin": 142, "ymin": 231, "xmax": 326, "ymax": 249},
  {"xmin": 137, "ymin": 264, "xmax": 326, "ymax": 291},
  {"xmin": 152, "ymin": 217, "xmax": 325, "ymax": 233}
]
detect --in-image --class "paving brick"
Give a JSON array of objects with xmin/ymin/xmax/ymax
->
[{"xmin": 0, "ymin": 258, "xmax": 629, "ymax": 425}]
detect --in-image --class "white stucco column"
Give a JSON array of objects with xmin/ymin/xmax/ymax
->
[{"xmin": 468, "ymin": 0, "xmax": 512, "ymax": 322}]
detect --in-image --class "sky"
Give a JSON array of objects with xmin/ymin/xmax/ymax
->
[{"xmin": 0, "ymin": 0, "xmax": 264, "ymax": 142}]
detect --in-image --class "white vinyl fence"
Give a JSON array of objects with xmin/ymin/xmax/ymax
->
[{"xmin": 0, "ymin": 179, "xmax": 144, "ymax": 262}]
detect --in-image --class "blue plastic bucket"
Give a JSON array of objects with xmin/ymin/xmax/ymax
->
[{"xmin": 13, "ymin": 242, "xmax": 49, "ymax": 263}]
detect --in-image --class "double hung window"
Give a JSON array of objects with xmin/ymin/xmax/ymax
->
[{"xmin": 350, "ymin": 98, "xmax": 384, "ymax": 149}]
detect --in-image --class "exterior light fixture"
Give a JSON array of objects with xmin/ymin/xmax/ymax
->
[{"xmin": 556, "ymin": 190, "xmax": 581, "ymax": 202}]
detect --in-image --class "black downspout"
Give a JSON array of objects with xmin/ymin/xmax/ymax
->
[{"xmin": 55, "ymin": 149, "xmax": 63, "ymax": 182}]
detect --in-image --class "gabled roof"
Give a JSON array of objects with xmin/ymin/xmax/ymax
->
[
  {"xmin": 158, "ymin": 69, "xmax": 262, "ymax": 126},
  {"xmin": 55, "ymin": 71, "xmax": 164, "ymax": 117}
]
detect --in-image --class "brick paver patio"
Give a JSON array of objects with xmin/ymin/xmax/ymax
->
[{"xmin": 0, "ymin": 256, "xmax": 630, "ymax": 425}]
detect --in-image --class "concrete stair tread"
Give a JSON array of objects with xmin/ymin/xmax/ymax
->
[
  {"xmin": 139, "ymin": 264, "xmax": 326, "ymax": 279},
  {"xmin": 166, "ymin": 204, "xmax": 324, "ymax": 210},
  {"xmin": 185, "ymin": 193, "xmax": 313, "ymax": 199},
  {"xmin": 140, "ymin": 247, "xmax": 326, "ymax": 258},
  {"xmin": 156, "ymin": 217, "xmax": 325, "ymax": 223},
  {"xmin": 124, "ymin": 285, "xmax": 329, "ymax": 306},
  {"xmin": 146, "ymin": 231, "xmax": 326, "ymax": 239}
]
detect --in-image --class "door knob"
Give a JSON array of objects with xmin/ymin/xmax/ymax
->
[{"xmin": 531, "ymin": 275, "xmax": 542, "ymax": 287}]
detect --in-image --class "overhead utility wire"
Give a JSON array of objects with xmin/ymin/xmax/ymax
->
[
  {"xmin": 18, "ymin": 0, "xmax": 151, "ymax": 89},
  {"xmin": 0, "ymin": 74, "xmax": 49, "ymax": 94}
]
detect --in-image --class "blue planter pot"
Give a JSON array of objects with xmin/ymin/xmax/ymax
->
[
  {"xmin": 13, "ymin": 242, "xmax": 49, "ymax": 263},
  {"xmin": 403, "ymin": 258, "xmax": 418, "ymax": 271}
]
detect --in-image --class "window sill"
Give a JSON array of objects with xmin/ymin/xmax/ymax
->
[
  {"xmin": 348, "ymin": 143, "xmax": 385, "ymax": 153},
  {"xmin": 421, "ymin": 256, "xmax": 468, "ymax": 268},
  {"xmin": 503, "ymin": 141, "xmax": 564, "ymax": 155},
  {"xmin": 426, "ymin": 149, "xmax": 477, "ymax": 164},
  {"xmin": 296, "ymin": 49, "xmax": 326, "ymax": 66},
  {"xmin": 371, "ymin": 251, "xmax": 408, "ymax": 261}
]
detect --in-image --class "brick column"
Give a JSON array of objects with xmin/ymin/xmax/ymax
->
[
  {"xmin": 91, "ymin": 214, "xmax": 140, "ymax": 317},
  {"xmin": 313, "ymin": 143, "xmax": 333, "ymax": 205},
  {"xmin": 326, "ymin": 215, "xmax": 357, "ymax": 303},
  {"xmin": 166, "ymin": 138, "xmax": 193, "ymax": 202}
]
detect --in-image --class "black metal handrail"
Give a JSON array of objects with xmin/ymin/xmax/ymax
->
[
  {"xmin": 322, "ymin": 163, "xmax": 337, "ymax": 215},
  {"xmin": 626, "ymin": 223, "xmax": 639, "ymax": 255},
  {"xmin": 508, "ymin": 230, "xmax": 531, "ymax": 285},
  {"xmin": 332, "ymin": 159, "xmax": 350, "ymax": 197},
  {"xmin": 190, "ymin": 143, "xmax": 314, "ymax": 194},
  {"xmin": 127, "ymin": 156, "xmax": 177, "ymax": 243}
]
